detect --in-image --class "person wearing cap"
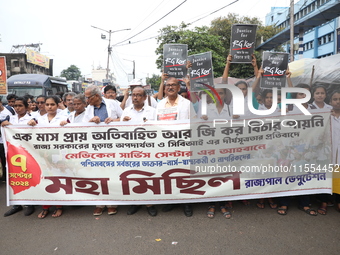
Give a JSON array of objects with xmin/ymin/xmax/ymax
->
[
  {"xmin": 122, "ymin": 79, "xmax": 158, "ymax": 109},
  {"xmin": 156, "ymin": 76, "xmax": 196, "ymax": 216}
]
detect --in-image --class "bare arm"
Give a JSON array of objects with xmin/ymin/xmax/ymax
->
[
  {"xmin": 252, "ymin": 68, "xmax": 263, "ymax": 95},
  {"xmin": 157, "ymin": 73, "xmax": 168, "ymax": 101},
  {"xmin": 251, "ymin": 54, "xmax": 259, "ymax": 77},
  {"xmin": 222, "ymin": 54, "xmax": 232, "ymax": 84},
  {"xmin": 120, "ymin": 89, "xmax": 129, "ymax": 109}
]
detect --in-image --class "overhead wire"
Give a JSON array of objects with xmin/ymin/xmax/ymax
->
[
  {"xmin": 114, "ymin": 0, "xmax": 187, "ymax": 46},
  {"xmin": 114, "ymin": 0, "xmax": 240, "ymax": 47}
]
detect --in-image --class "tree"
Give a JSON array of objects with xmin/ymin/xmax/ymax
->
[
  {"xmin": 146, "ymin": 74, "xmax": 161, "ymax": 91},
  {"xmin": 60, "ymin": 65, "xmax": 81, "ymax": 80},
  {"xmin": 155, "ymin": 23, "xmax": 225, "ymax": 77},
  {"xmin": 155, "ymin": 14, "xmax": 284, "ymax": 79},
  {"xmin": 209, "ymin": 13, "xmax": 283, "ymax": 78}
]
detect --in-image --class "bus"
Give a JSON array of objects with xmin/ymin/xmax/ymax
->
[{"xmin": 5, "ymin": 74, "xmax": 68, "ymax": 100}]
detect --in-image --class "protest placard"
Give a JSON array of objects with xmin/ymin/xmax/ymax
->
[
  {"xmin": 163, "ymin": 44, "xmax": 187, "ymax": 78},
  {"xmin": 230, "ymin": 24, "xmax": 257, "ymax": 63},
  {"xmin": 188, "ymin": 52, "xmax": 214, "ymax": 92},
  {"xmin": 261, "ymin": 52, "xmax": 289, "ymax": 89}
]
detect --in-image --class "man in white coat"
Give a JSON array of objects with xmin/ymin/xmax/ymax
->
[{"xmin": 84, "ymin": 85, "xmax": 122, "ymax": 216}]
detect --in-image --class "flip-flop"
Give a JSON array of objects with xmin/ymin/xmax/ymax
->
[
  {"xmin": 299, "ymin": 207, "xmax": 317, "ymax": 216},
  {"xmin": 277, "ymin": 207, "xmax": 288, "ymax": 215},
  {"xmin": 269, "ymin": 202, "xmax": 278, "ymax": 209},
  {"xmin": 317, "ymin": 207, "xmax": 327, "ymax": 215},
  {"xmin": 207, "ymin": 206, "xmax": 215, "ymax": 219},
  {"xmin": 256, "ymin": 202, "xmax": 265, "ymax": 209},
  {"xmin": 52, "ymin": 207, "xmax": 63, "ymax": 218},
  {"xmin": 38, "ymin": 209, "xmax": 49, "ymax": 219}
]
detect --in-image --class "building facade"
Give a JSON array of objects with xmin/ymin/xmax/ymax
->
[
  {"xmin": 263, "ymin": 0, "xmax": 340, "ymax": 59},
  {"xmin": 0, "ymin": 51, "xmax": 52, "ymax": 77}
]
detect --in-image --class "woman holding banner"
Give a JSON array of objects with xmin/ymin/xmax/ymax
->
[
  {"xmin": 2, "ymin": 96, "xmax": 35, "ymax": 217},
  {"xmin": 27, "ymin": 95, "xmax": 67, "ymax": 219}
]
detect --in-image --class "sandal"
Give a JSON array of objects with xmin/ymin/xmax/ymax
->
[
  {"xmin": 299, "ymin": 207, "xmax": 317, "ymax": 216},
  {"xmin": 207, "ymin": 206, "xmax": 215, "ymax": 218},
  {"xmin": 225, "ymin": 202, "xmax": 233, "ymax": 209},
  {"xmin": 242, "ymin": 200, "xmax": 250, "ymax": 206},
  {"xmin": 256, "ymin": 202, "xmax": 265, "ymax": 209},
  {"xmin": 220, "ymin": 206, "xmax": 231, "ymax": 219},
  {"xmin": 52, "ymin": 207, "xmax": 63, "ymax": 218},
  {"xmin": 38, "ymin": 209, "xmax": 49, "ymax": 219},
  {"xmin": 257, "ymin": 199, "xmax": 265, "ymax": 209},
  {"xmin": 269, "ymin": 202, "xmax": 278, "ymax": 209},
  {"xmin": 317, "ymin": 207, "xmax": 327, "ymax": 215},
  {"xmin": 277, "ymin": 206, "xmax": 288, "ymax": 215},
  {"xmin": 318, "ymin": 202, "xmax": 327, "ymax": 215}
]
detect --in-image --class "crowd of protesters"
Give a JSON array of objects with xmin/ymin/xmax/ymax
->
[{"xmin": 1, "ymin": 55, "xmax": 340, "ymax": 219}]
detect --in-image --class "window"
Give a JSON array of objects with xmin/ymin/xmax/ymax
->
[{"xmin": 318, "ymin": 32, "xmax": 334, "ymax": 45}]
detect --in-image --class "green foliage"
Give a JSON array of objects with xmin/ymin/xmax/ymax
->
[
  {"xmin": 60, "ymin": 65, "xmax": 81, "ymax": 80},
  {"xmin": 155, "ymin": 13, "xmax": 282, "ymax": 79},
  {"xmin": 155, "ymin": 23, "xmax": 225, "ymax": 77},
  {"xmin": 146, "ymin": 74, "xmax": 161, "ymax": 91}
]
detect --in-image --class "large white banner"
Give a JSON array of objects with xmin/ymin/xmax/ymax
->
[{"xmin": 3, "ymin": 113, "xmax": 333, "ymax": 205}]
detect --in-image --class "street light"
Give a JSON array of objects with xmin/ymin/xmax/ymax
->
[
  {"xmin": 123, "ymin": 59, "xmax": 135, "ymax": 80},
  {"xmin": 91, "ymin": 25, "xmax": 131, "ymax": 80}
]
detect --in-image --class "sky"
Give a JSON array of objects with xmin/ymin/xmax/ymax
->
[{"xmin": 0, "ymin": 0, "xmax": 293, "ymax": 87}]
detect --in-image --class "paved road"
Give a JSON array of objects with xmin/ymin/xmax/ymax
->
[{"xmin": 0, "ymin": 182, "xmax": 339, "ymax": 255}]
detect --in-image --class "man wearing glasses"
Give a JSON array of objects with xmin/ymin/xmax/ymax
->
[
  {"xmin": 120, "ymin": 86, "xmax": 158, "ymax": 216},
  {"xmin": 83, "ymin": 85, "xmax": 122, "ymax": 216},
  {"xmin": 156, "ymin": 77, "xmax": 197, "ymax": 216}
]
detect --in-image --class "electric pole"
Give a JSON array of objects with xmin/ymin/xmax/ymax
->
[{"xmin": 91, "ymin": 26, "xmax": 131, "ymax": 80}]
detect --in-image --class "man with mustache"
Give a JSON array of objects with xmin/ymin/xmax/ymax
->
[
  {"xmin": 121, "ymin": 86, "xmax": 157, "ymax": 216},
  {"xmin": 156, "ymin": 77, "xmax": 197, "ymax": 216}
]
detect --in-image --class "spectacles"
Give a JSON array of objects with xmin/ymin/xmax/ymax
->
[
  {"xmin": 36, "ymin": 101, "xmax": 45, "ymax": 105},
  {"xmin": 85, "ymin": 94, "xmax": 95, "ymax": 100},
  {"xmin": 165, "ymin": 84, "xmax": 178, "ymax": 88}
]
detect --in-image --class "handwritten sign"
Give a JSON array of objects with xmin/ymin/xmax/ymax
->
[
  {"xmin": 188, "ymin": 52, "xmax": 214, "ymax": 92},
  {"xmin": 0, "ymin": 56, "xmax": 8, "ymax": 95},
  {"xmin": 163, "ymin": 44, "xmax": 187, "ymax": 78},
  {"xmin": 230, "ymin": 24, "xmax": 257, "ymax": 63},
  {"xmin": 260, "ymin": 52, "xmax": 289, "ymax": 89}
]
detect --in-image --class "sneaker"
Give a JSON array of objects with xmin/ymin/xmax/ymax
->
[
  {"xmin": 107, "ymin": 207, "xmax": 117, "ymax": 215},
  {"xmin": 93, "ymin": 207, "xmax": 104, "ymax": 216}
]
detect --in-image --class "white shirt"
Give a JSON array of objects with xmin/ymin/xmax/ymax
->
[
  {"xmin": 120, "ymin": 104, "xmax": 156, "ymax": 122},
  {"xmin": 67, "ymin": 110, "xmax": 86, "ymax": 123},
  {"xmin": 156, "ymin": 95, "xmax": 197, "ymax": 120},
  {"xmin": 37, "ymin": 113, "xmax": 67, "ymax": 125},
  {"xmin": 9, "ymin": 113, "xmax": 32, "ymax": 124},
  {"xmin": 125, "ymin": 95, "xmax": 158, "ymax": 109},
  {"xmin": 288, "ymin": 104, "xmax": 313, "ymax": 115},
  {"xmin": 30, "ymin": 110, "xmax": 47, "ymax": 119},
  {"xmin": 83, "ymin": 97, "xmax": 123, "ymax": 122},
  {"xmin": 198, "ymin": 103, "xmax": 231, "ymax": 120},
  {"xmin": 60, "ymin": 108, "xmax": 73, "ymax": 117},
  {"xmin": 311, "ymin": 101, "xmax": 332, "ymax": 111},
  {"xmin": 0, "ymin": 107, "xmax": 14, "ymax": 143}
]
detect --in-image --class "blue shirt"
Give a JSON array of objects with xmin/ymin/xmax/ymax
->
[{"xmin": 94, "ymin": 100, "xmax": 108, "ymax": 121}]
